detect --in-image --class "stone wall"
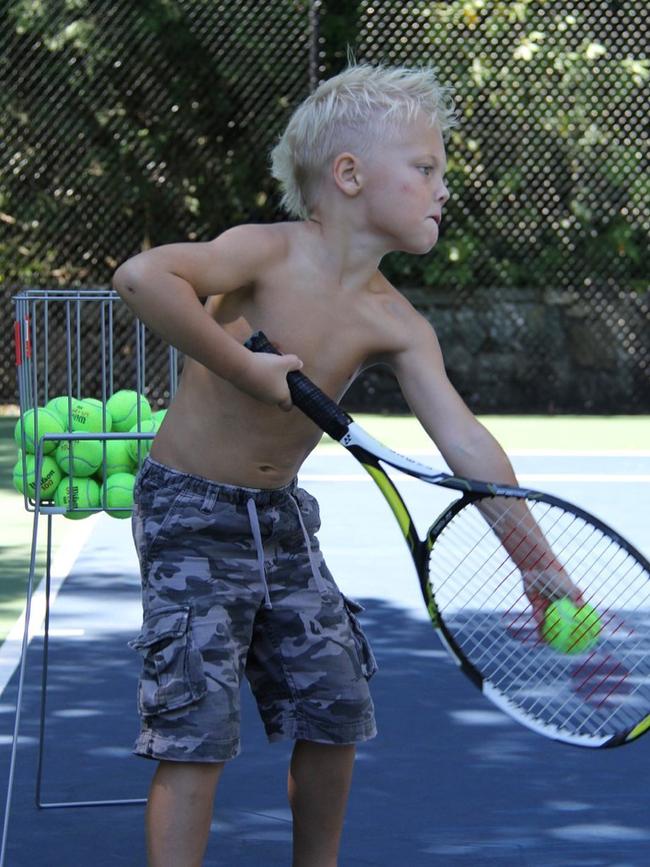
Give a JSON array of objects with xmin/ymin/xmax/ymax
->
[{"xmin": 343, "ymin": 287, "xmax": 650, "ymax": 414}]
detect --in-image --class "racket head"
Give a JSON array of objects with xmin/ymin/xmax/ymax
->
[{"xmin": 424, "ymin": 489, "xmax": 650, "ymax": 748}]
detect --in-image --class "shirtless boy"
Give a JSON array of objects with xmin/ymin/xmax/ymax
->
[{"xmin": 113, "ymin": 63, "xmax": 527, "ymax": 867}]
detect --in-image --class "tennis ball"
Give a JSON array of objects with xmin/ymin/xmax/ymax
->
[
  {"xmin": 14, "ymin": 407, "xmax": 65, "ymax": 455},
  {"xmin": 106, "ymin": 390, "xmax": 152, "ymax": 432},
  {"xmin": 45, "ymin": 395, "xmax": 73, "ymax": 428},
  {"xmin": 70, "ymin": 397, "xmax": 112, "ymax": 433},
  {"xmin": 152, "ymin": 408, "xmax": 167, "ymax": 425},
  {"xmin": 82, "ymin": 397, "xmax": 114, "ymax": 430},
  {"xmin": 12, "ymin": 454, "xmax": 62, "ymax": 500},
  {"xmin": 54, "ymin": 476, "xmax": 100, "ymax": 519},
  {"xmin": 55, "ymin": 439, "xmax": 103, "ymax": 477},
  {"xmin": 94, "ymin": 438, "xmax": 136, "ymax": 479},
  {"xmin": 542, "ymin": 598, "xmax": 602, "ymax": 654},
  {"xmin": 102, "ymin": 472, "xmax": 136, "ymax": 519},
  {"xmin": 126, "ymin": 417, "xmax": 159, "ymax": 463}
]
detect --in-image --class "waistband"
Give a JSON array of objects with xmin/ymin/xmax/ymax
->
[{"xmin": 141, "ymin": 456, "xmax": 298, "ymax": 507}]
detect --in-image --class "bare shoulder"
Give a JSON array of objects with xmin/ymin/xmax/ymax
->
[
  {"xmin": 211, "ymin": 222, "xmax": 289, "ymax": 261},
  {"xmin": 114, "ymin": 222, "xmax": 291, "ymax": 298},
  {"xmin": 368, "ymin": 275, "xmax": 442, "ymax": 370}
]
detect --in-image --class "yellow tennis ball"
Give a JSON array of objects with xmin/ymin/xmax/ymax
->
[
  {"xmin": 13, "ymin": 454, "xmax": 62, "ymax": 500},
  {"xmin": 542, "ymin": 599, "xmax": 602, "ymax": 654},
  {"xmin": 55, "ymin": 439, "xmax": 103, "ymax": 477},
  {"xmin": 81, "ymin": 397, "xmax": 113, "ymax": 431},
  {"xmin": 70, "ymin": 397, "xmax": 112, "ymax": 433},
  {"xmin": 102, "ymin": 472, "xmax": 136, "ymax": 519},
  {"xmin": 106, "ymin": 390, "xmax": 152, "ymax": 432},
  {"xmin": 152, "ymin": 408, "xmax": 167, "ymax": 425},
  {"xmin": 125, "ymin": 417, "xmax": 159, "ymax": 463},
  {"xmin": 14, "ymin": 407, "xmax": 65, "ymax": 455},
  {"xmin": 94, "ymin": 438, "xmax": 136, "ymax": 479},
  {"xmin": 45, "ymin": 395, "xmax": 73, "ymax": 429},
  {"xmin": 54, "ymin": 476, "xmax": 100, "ymax": 519}
]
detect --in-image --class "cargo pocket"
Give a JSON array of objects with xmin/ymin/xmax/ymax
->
[
  {"xmin": 129, "ymin": 605, "xmax": 207, "ymax": 717},
  {"xmin": 342, "ymin": 595, "xmax": 378, "ymax": 680}
]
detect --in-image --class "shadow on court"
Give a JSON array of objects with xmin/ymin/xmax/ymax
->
[{"xmin": 1, "ymin": 533, "xmax": 650, "ymax": 866}]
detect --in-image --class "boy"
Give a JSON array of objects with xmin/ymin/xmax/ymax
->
[{"xmin": 114, "ymin": 63, "xmax": 531, "ymax": 867}]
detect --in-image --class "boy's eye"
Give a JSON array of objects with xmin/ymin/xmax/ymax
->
[{"xmin": 418, "ymin": 166, "xmax": 433, "ymax": 176}]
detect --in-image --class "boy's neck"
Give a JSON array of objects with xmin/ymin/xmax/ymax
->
[{"xmin": 298, "ymin": 216, "xmax": 386, "ymax": 293}]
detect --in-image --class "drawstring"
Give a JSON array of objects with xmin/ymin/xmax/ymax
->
[
  {"xmin": 246, "ymin": 492, "xmax": 328, "ymax": 609},
  {"xmin": 247, "ymin": 498, "xmax": 272, "ymax": 610},
  {"xmin": 289, "ymin": 493, "xmax": 328, "ymax": 596}
]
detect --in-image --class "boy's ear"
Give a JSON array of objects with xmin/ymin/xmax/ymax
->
[{"xmin": 332, "ymin": 153, "xmax": 363, "ymax": 199}]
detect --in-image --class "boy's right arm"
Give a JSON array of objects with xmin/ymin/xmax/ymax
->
[{"xmin": 112, "ymin": 225, "xmax": 302, "ymax": 410}]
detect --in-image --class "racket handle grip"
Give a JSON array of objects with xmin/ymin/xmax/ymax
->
[{"xmin": 244, "ymin": 331, "xmax": 352, "ymax": 441}]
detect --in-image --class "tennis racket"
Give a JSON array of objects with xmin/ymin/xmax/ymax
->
[{"xmin": 245, "ymin": 330, "xmax": 650, "ymax": 748}]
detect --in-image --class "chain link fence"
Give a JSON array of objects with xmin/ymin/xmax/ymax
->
[
  {"xmin": 343, "ymin": 0, "xmax": 649, "ymax": 412},
  {"xmin": 1, "ymin": 0, "xmax": 314, "ymax": 405},
  {"xmin": 1, "ymin": 0, "xmax": 648, "ymax": 412}
]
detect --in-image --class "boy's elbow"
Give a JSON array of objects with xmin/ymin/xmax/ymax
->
[
  {"xmin": 112, "ymin": 258, "xmax": 144, "ymax": 299},
  {"xmin": 112, "ymin": 263, "xmax": 129, "ymax": 295}
]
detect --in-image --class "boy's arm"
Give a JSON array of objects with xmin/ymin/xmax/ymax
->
[
  {"xmin": 390, "ymin": 316, "xmax": 579, "ymax": 609},
  {"xmin": 390, "ymin": 316, "xmax": 516, "ymax": 486},
  {"xmin": 112, "ymin": 225, "xmax": 301, "ymax": 409}
]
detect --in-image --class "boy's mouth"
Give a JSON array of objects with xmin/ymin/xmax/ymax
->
[{"xmin": 428, "ymin": 215, "xmax": 441, "ymax": 226}]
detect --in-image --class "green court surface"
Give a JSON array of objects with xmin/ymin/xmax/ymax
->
[
  {"xmin": 1, "ymin": 413, "xmax": 648, "ymax": 643},
  {"xmin": 321, "ymin": 413, "xmax": 650, "ymax": 452}
]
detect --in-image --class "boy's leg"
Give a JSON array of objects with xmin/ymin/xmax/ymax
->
[
  {"xmin": 288, "ymin": 740, "xmax": 356, "ymax": 867},
  {"xmin": 146, "ymin": 760, "xmax": 225, "ymax": 867}
]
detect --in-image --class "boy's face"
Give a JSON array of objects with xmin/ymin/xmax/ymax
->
[{"xmin": 359, "ymin": 114, "xmax": 449, "ymax": 255}]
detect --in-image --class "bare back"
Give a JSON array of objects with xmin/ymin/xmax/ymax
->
[{"xmin": 149, "ymin": 222, "xmax": 417, "ymax": 487}]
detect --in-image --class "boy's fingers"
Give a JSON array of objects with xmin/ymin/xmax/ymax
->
[
  {"xmin": 278, "ymin": 396, "xmax": 293, "ymax": 412},
  {"xmin": 277, "ymin": 355, "xmax": 303, "ymax": 410},
  {"xmin": 284, "ymin": 354, "xmax": 303, "ymax": 372}
]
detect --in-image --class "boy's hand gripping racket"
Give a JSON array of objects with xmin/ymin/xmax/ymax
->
[{"xmin": 245, "ymin": 331, "xmax": 650, "ymax": 748}]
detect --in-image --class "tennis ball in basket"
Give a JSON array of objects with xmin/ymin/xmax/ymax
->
[
  {"xmin": 81, "ymin": 397, "xmax": 113, "ymax": 431},
  {"xmin": 54, "ymin": 476, "xmax": 100, "ymax": 519},
  {"xmin": 14, "ymin": 407, "xmax": 65, "ymax": 455},
  {"xmin": 126, "ymin": 417, "xmax": 159, "ymax": 463},
  {"xmin": 152, "ymin": 408, "xmax": 167, "ymax": 425},
  {"xmin": 541, "ymin": 598, "xmax": 602, "ymax": 654},
  {"xmin": 12, "ymin": 454, "xmax": 62, "ymax": 500},
  {"xmin": 70, "ymin": 397, "xmax": 112, "ymax": 432},
  {"xmin": 102, "ymin": 472, "xmax": 136, "ymax": 519},
  {"xmin": 55, "ymin": 439, "xmax": 103, "ymax": 477},
  {"xmin": 45, "ymin": 395, "xmax": 73, "ymax": 428},
  {"xmin": 95, "ymin": 438, "xmax": 136, "ymax": 479},
  {"xmin": 106, "ymin": 390, "xmax": 152, "ymax": 432}
]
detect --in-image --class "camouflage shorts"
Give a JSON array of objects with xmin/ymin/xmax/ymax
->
[{"xmin": 129, "ymin": 456, "xmax": 377, "ymax": 763}]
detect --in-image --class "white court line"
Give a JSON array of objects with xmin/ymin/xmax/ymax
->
[
  {"xmin": 0, "ymin": 515, "xmax": 99, "ymax": 697},
  {"xmin": 301, "ymin": 473, "xmax": 650, "ymax": 484},
  {"xmin": 315, "ymin": 448, "xmax": 650, "ymax": 458}
]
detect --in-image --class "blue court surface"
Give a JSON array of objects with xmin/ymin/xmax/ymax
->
[{"xmin": 1, "ymin": 449, "xmax": 649, "ymax": 866}]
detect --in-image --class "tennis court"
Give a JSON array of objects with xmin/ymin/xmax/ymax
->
[
  {"xmin": 1, "ymin": 2, "xmax": 648, "ymax": 864},
  {"xmin": 1, "ymin": 423, "xmax": 649, "ymax": 866}
]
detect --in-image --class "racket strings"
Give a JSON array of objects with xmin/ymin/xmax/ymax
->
[{"xmin": 429, "ymin": 495, "xmax": 650, "ymax": 740}]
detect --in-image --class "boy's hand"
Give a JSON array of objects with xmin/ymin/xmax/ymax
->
[
  {"xmin": 523, "ymin": 566, "xmax": 583, "ymax": 628},
  {"xmin": 239, "ymin": 352, "xmax": 303, "ymax": 411}
]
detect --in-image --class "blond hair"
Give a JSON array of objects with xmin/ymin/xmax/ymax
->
[{"xmin": 271, "ymin": 63, "xmax": 456, "ymax": 219}]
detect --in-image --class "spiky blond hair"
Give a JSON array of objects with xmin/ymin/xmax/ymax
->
[{"xmin": 270, "ymin": 63, "xmax": 456, "ymax": 219}]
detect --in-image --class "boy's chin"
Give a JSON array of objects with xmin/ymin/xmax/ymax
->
[{"xmin": 397, "ymin": 238, "xmax": 438, "ymax": 255}]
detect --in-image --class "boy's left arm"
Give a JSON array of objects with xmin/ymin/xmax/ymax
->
[
  {"xmin": 389, "ymin": 317, "xmax": 516, "ymax": 486},
  {"xmin": 389, "ymin": 318, "xmax": 580, "ymax": 610}
]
